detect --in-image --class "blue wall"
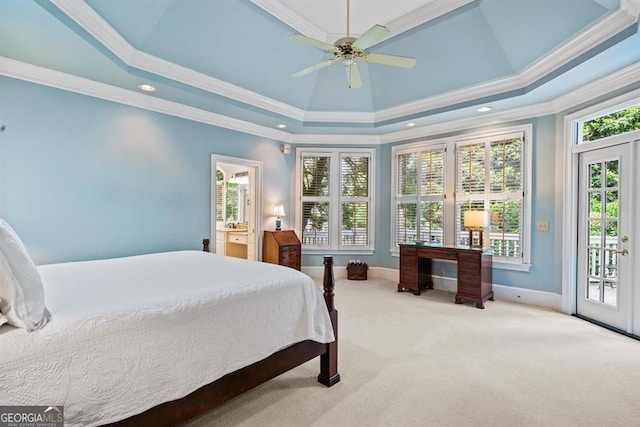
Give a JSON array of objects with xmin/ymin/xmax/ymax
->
[
  {"xmin": 0, "ymin": 76, "xmax": 290, "ymax": 264},
  {"xmin": 1, "ymin": 76, "xmax": 561, "ymax": 293}
]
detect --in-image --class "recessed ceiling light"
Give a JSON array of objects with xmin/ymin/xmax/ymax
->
[
  {"xmin": 477, "ymin": 106, "xmax": 492, "ymax": 112},
  {"xmin": 405, "ymin": 122, "xmax": 416, "ymax": 128},
  {"xmin": 137, "ymin": 84, "xmax": 156, "ymax": 92},
  {"xmin": 277, "ymin": 124, "xmax": 287, "ymax": 129}
]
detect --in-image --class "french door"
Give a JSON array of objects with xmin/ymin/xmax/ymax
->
[{"xmin": 576, "ymin": 143, "xmax": 631, "ymax": 330}]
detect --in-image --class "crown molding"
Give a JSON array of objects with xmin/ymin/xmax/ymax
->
[
  {"xmin": 254, "ymin": 0, "xmax": 475, "ymax": 45},
  {"xmin": 303, "ymin": 110, "xmax": 375, "ymax": 124},
  {"xmin": 250, "ymin": 0, "xmax": 328, "ymax": 42},
  {"xmin": 49, "ymin": 0, "xmax": 638, "ymax": 128},
  {"xmin": 50, "ymin": 0, "xmax": 135, "ymax": 63},
  {"xmin": 374, "ymin": 5, "xmax": 639, "ymax": 123},
  {"xmin": 0, "ymin": 57, "xmax": 290, "ymax": 143},
  {"xmin": 384, "ymin": 0, "xmax": 476, "ymax": 39},
  {"xmin": 51, "ymin": 0, "xmax": 307, "ymax": 122},
  {"xmin": 288, "ymin": 134, "xmax": 381, "ymax": 145},
  {"xmin": 518, "ymin": 6, "xmax": 638, "ymax": 84},
  {"xmin": 294, "ymin": 60, "xmax": 640, "ymax": 145},
  {"xmin": 622, "ymin": 0, "xmax": 640, "ymax": 17},
  {"xmin": 2, "ymin": 56, "xmax": 638, "ymax": 147}
]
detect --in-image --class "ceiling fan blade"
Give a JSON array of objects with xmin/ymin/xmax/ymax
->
[
  {"xmin": 363, "ymin": 52, "xmax": 416, "ymax": 68},
  {"xmin": 345, "ymin": 63, "xmax": 362, "ymax": 89},
  {"xmin": 289, "ymin": 34, "xmax": 336, "ymax": 52},
  {"xmin": 352, "ymin": 25, "xmax": 390, "ymax": 51},
  {"xmin": 292, "ymin": 59, "xmax": 337, "ymax": 78}
]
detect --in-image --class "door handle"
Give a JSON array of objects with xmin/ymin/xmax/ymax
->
[{"xmin": 617, "ymin": 249, "xmax": 628, "ymax": 256}]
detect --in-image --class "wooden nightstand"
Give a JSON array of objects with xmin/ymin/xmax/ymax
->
[{"xmin": 263, "ymin": 230, "xmax": 301, "ymax": 271}]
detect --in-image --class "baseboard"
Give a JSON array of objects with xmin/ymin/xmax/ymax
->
[
  {"xmin": 302, "ymin": 265, "xmax": 398, "ymax": 281},
  {"xmin": 303, "ymin": 265, "xmax": 562, "ymax": 311}
]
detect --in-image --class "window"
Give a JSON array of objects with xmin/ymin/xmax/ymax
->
[
  {"xmin": 455, "ymin": 135, "xmax": 524, "ymax": 258},
  {"xmin": 391, "ymin": 125, "xmax": 531, "ymax": 269},
  {"xmin": 394, "ymin": 145, "xmax": 445, "ymax": 245},
  {"xmin": 580, "ymin": 104, "xmax": 640, "ymax": 142},
  {"xmin": 296, "ymin": 148, "xmax": 375, "ymax": 253}
]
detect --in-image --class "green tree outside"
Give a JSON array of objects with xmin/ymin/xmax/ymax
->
[{"xmin": 583, "ymin": 105, "xmax": 640, "ymax": 141}]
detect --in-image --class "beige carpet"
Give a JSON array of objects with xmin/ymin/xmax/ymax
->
[{"xmin": 186, "ymin": 278, "xmax": 640, "ymax": 427}]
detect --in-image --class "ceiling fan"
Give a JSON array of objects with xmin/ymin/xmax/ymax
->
[{"xmin": 289, "ymin": 0, "xmax": 417, "ymax": 89}]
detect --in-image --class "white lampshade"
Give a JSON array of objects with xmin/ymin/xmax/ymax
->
[
  {"xmin": 464, "ymin": 210, "xmax": 489, "ymax": 228},
  {"xmin": 273, "ymin": 204, "xmax": 286, "ymax": 217}
]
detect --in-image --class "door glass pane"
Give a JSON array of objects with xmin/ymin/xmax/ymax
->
[
  {"xmin": 587, "ymin": 277, "xmax": 600, "ymax": 301},
  {"xmin": 603, "ymin": 250, "xmax": 618, "ymax": 279},
  {"xmin": 588, "ymin": 248, "xmax": 601, "ymax": 278},
  {"xmin": 605, "ymin": 191, "xmax": 618, "ymax": 219},
  {"xmin": 603, "ymin": 280, "xmax": 617, "ymax": 306},
  {"xmin": 605, "ymin": 220, "xmax": 618, "ymax": 241},
  {"xmin": 589, "ymin": 163, "xmax": 602, "ymax": 188},
  {"xmin": 589, "ymin": 221, "xmax": 602, "ymax": 247},
  {"xmin": 605, "ymin": 160, "xmax": 619, "ymax": 188},
  {"xmin": 589, "ymin": 192, "xmax": 602, "ymax": 218}
]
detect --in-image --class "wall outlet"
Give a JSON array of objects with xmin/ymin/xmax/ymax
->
[
  {"xmin": 438, "ymin": 268, "xmax": 444, "ymax": 276},
  {"xmin": 536, "ymin": 221, "xmax": 549, "ymax": 231}
]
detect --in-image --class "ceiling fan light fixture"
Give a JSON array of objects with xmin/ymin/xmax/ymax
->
[{"xmin": 289, "ymin": 0, "xmax": 415, "ymax": 89}]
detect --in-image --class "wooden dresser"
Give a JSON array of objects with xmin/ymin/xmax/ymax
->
[
  {"xmin": 398, "ymin": 242, "xmax": 493, "ymax": 309},
  {"xmin": 263, "ymin": 230, "xmax": 301, "ymax": 271}
]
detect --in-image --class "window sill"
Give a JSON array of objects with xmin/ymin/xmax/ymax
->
[{"xmin": 389, "ymin": 249, "xmax": 531, "ymax": 272}]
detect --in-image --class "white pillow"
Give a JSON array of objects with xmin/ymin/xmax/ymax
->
[
  {"xmin": 0, "ymin": 298, "xmax": 7, "ymax": 328},
  {"xmin": 0, "ymin": 219, "xmax": 49, "ymax": 330}
]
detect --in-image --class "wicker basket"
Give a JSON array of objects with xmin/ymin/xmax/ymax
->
[{"xmin": 346, "ymin": 262, "xmax": 368, "ymax": 280}]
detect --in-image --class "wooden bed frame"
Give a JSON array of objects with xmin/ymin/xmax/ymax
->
[{"xmin": 106, "ymin": 248, "xmax": 339, "ymax": 426}]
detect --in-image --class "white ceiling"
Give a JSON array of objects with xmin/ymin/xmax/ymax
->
[
  {"xmin": 265, "ymin": 0, "xmax": 442, "ymax": 36},
  {"xmin": 251, "ymin": 0, "xmax": 475, "ymax": 42}
]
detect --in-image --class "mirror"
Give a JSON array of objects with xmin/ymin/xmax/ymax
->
[{"xmin": 217, "ymin": 163, "xmax": 250, "ymax": 227}]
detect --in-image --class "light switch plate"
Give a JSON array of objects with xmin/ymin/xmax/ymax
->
[{"xmin": 536, "ymin": 221, "xmax": 549, "ymax": 231}]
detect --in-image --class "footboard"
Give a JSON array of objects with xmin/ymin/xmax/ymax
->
[{"xmin": 106, "ymin": 255, "xmax": 339, "ymax": 426}]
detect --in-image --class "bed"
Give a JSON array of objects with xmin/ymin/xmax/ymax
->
[{"xmin": 0, "ymin": 220, "xmax": 339, "ymax": 427}]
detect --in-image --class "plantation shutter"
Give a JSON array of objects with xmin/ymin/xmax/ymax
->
[
  {"xmin": 419, "ymin": 148, "xmax": 445, "ymax": 243},
  {"xmin": 340, "ymin": 154, "xmax": 370, "ymax": 246},
  {"xmin": 455, "ymin": 134, "xmax": 524, "ymax": 258},
  {"xmin": 216, "ymin": 169, "xmax": 224, "ymax": 222},
  {"xmin": 395, "ymin": 146, "xmax": 445, "ymax": 246},
  {"xmin": 301, "ymin": 154, "xmax": 331, "ymax": 247}
]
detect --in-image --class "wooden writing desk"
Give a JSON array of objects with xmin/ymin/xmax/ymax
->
[{"xmin": 398, "ymin": 242, "xmax": 493, "ymax": 309}]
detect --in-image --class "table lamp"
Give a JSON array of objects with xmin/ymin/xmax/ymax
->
[
  {"xmin": 464, "ymin": 210, "xmax": 490, "ymax": 248},
  {"xmin": 273, "ymin": 204, "xmax": 285, "ymax": 231}
]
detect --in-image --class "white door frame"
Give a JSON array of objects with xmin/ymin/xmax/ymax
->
[
  {"xmin": 576, "ymin": 144, "xmax": 632, "ymax": 330},
  {"xmin": 562, "ymin": 89, "xmax": 640, "ymax": 334},
  {"xmin": 210, "ymin": 154, "xmax": 263, "ymax": 260}
]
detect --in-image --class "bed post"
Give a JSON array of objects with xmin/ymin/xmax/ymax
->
[
  {"xmin": 202, "ymin": 238, "xmax": 210, "ymax": 252},
  {"xmin": 318, "ymin": 255, "xmax": 340, "ymax": 387}
]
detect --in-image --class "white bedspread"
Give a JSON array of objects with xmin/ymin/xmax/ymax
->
[{"xmin": 0, "ymin": 251, "xmax": 334, "ymax": 426}]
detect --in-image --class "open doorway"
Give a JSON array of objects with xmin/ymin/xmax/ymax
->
[{"xmin": 211, "ymin": 154, "xmax": 263, "ymax": 260}]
